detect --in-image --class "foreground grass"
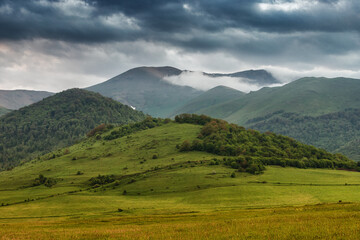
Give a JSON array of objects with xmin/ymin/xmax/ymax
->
[{"xmin": 0, "ymin": 203, "xmax": 359, "ymax": 239}]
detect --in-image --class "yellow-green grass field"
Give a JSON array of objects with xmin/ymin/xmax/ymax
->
[
  {"xmin": 1, "ymin": 203, "xmax": 360, "ymax": 239},
  {"xmin": 1, "ymin": 123, "xmax": 360, "ymax": 239}
]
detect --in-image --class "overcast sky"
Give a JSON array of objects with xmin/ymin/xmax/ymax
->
[{"xmin": 0, "ymin": 0, "xmax": 360, "ymax": 92}]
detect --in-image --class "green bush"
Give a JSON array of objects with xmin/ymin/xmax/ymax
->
[
  {"xmin": 89, "ymin": 174, "xmax": 115, "ymax": 186},
  {"xmin": 33, "ymin": 174, "xmax": 57, "ymax": 187}
]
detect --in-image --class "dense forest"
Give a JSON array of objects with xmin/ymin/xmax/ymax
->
[
  {"xmin": 175, "ymin": 114, "xmax": 358, "ymax": 171},
  {"xmin": 0, "ymin": 89, "xmax": 146, "ymax": 169},
  {"xmin": 248, "ymin": 109, "xmax": 360, "ymax": 160}
]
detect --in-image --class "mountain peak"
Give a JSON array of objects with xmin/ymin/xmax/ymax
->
[
  {"xmin": 208, "ymin": 85, "xmax": 244, "ymax": 93},
  {"xmin": 120, "ymin": 66, "xmax": 182, "ymax": 79},
  {"xmin": 229, "ymin": 69, "xmax": 279, "ymax": 84},
  {"xmin": 203, "ymin": 69, "xmax": 279, "ymax": 85},
  {"xmin": 87, "ymin": 66, "xmax": 202, "ymax": 117}
]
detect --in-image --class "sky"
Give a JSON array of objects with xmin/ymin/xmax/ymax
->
[{"xmin": 0, "ymin": 0, "xmax": 360, "ymax": 92}]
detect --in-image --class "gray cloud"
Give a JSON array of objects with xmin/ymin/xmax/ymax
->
[
  {"xmin": 0, "ymin": 0, "xmax": 359, "ymax": 91},
  {"xmin": 1, "ymin": 0, "xmax": 360, "ymax": 43}
]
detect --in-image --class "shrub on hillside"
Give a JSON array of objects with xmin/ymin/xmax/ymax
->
[
  {"xmin": 33, "ymin": 174, "xmax": 57, "ymax": 187},
  {"xmin": 87, "ymin": 124, "xmax": 114, "ymax": 137},
  {"xmin": 89, "ymin": 174, "xmax": 115, "ymax": 186}
]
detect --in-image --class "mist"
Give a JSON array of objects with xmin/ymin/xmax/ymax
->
[{"xmin": 163, "ymin": 71, "xmax": 283, "ymax": 93}]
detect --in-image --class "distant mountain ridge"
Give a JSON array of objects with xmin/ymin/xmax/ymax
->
[
  {"xmin": 0, "ymin": 89, "xmax": 54, "ymax": 110},
  {"xmin": 205, "ymin": 69, "xmax": 279, "ymax": 85}
]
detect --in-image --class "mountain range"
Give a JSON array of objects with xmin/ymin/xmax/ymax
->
[
  {"xmin": 86, "ymin": 66, "xmax": 279, "ymax": 117},
  {"xmin": 0, "ymin": 67, "xmax": 279, "ymax": 118},
  {"xmin": 0, "ymin": 89, "xmax": 54, "ymax": 110},
  {"xmin": 87, "ymin": 66, "xmax": 201, "ymax": 117}
]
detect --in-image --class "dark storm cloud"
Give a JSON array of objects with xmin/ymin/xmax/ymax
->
[
  {"xmin": 89, "ymin": 0, "xmax": 360, "ymax": 33},
  {"xmin": 0, "ymin": 0, "xmax": 141, "ymax": 42},
  {"xmin": 1, "ymin": 0, "xmax": 359, "ymax": 43}
]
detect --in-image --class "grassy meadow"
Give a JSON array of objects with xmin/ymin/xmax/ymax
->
[
  {"xmin": 1, "ymin": 122, "xmax": 360, "ymax": 239},
  {"xmin": 1, "ymin": 203, "xmax": 360, "ymax": 239}
]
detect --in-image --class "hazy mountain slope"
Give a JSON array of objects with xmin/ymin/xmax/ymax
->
[
  {"xmin": 172, "ymin": 86, "xmax": 245, "ymax": 116},
  {"xmin": 86, "ymin": 66, "xmax": 279, "ymax": 117},
  {"xmin": 249, "ymin": 109, "xmax": 360, "ymax": 160},
  {"xmin": 0, "ymin": 89, "xmax": 146, "ymax": 169},
  {"xmin": 207, "ymin": 69, "xmax": 279, "ymax": 85},
  {"xmin": 0, "ymin": 106, "xmax": 11, "ymax": 116},
  {"xmin": 0, "ymin": 89, "xmax": 54, "ymax": 109},
  {"xmin": 87, "ymin": 66, "xmax": 203, "ymax": 117},
  {"xmin": 336, "ymin": 139, "xmax": 360, "ymax": 162},
  {"xmin": 192, "ymin": 87, "xmax": 274, "ymax": 121},
  {"xmin": 197, "ymin": 77, "xmax": 360, "ymax": 125},
  {"xmin": 229, "ymin": 69, "xmax": 279, "ymax": 85}
]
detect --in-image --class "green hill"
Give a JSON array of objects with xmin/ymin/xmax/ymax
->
[
  {"xmin": 0, "ymin": 88, "xmax": 146, "ymax": 169},
  {"xmin": 0, "ymin": 106, "xmax": 11, "ymax": 116},
  {"xmin": 195, "ymin": 77, "xmax": 360, "ymax": 125},
  {"xmin": 173, "ymin": 114, "xmax": 352, "ymax": 168},
  {"xmin": 1, "ymin": 115, "xmax": 360, "ymax": 238},
  {"xmin": 86, "ymin": 66, "xmax": 203, "ymax": 117},
  {"xmin": 249, "ymin": 109, "xmax": 360, "ymax": 161},
  {"xmin": 178, "ymin": 77, "xmax": 360, "ymax": 160},
  {"xmin": 171, "ymin": 86, "xmax": 244, "ymax": 116},
  {"xmin": 0, "ymin": 89, "xmax": 54, "ymax": 109}
]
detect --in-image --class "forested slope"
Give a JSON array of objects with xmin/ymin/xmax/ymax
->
[{"xmin": 0, "ymin": 89, "xmax": 146, "ymax": 169}]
